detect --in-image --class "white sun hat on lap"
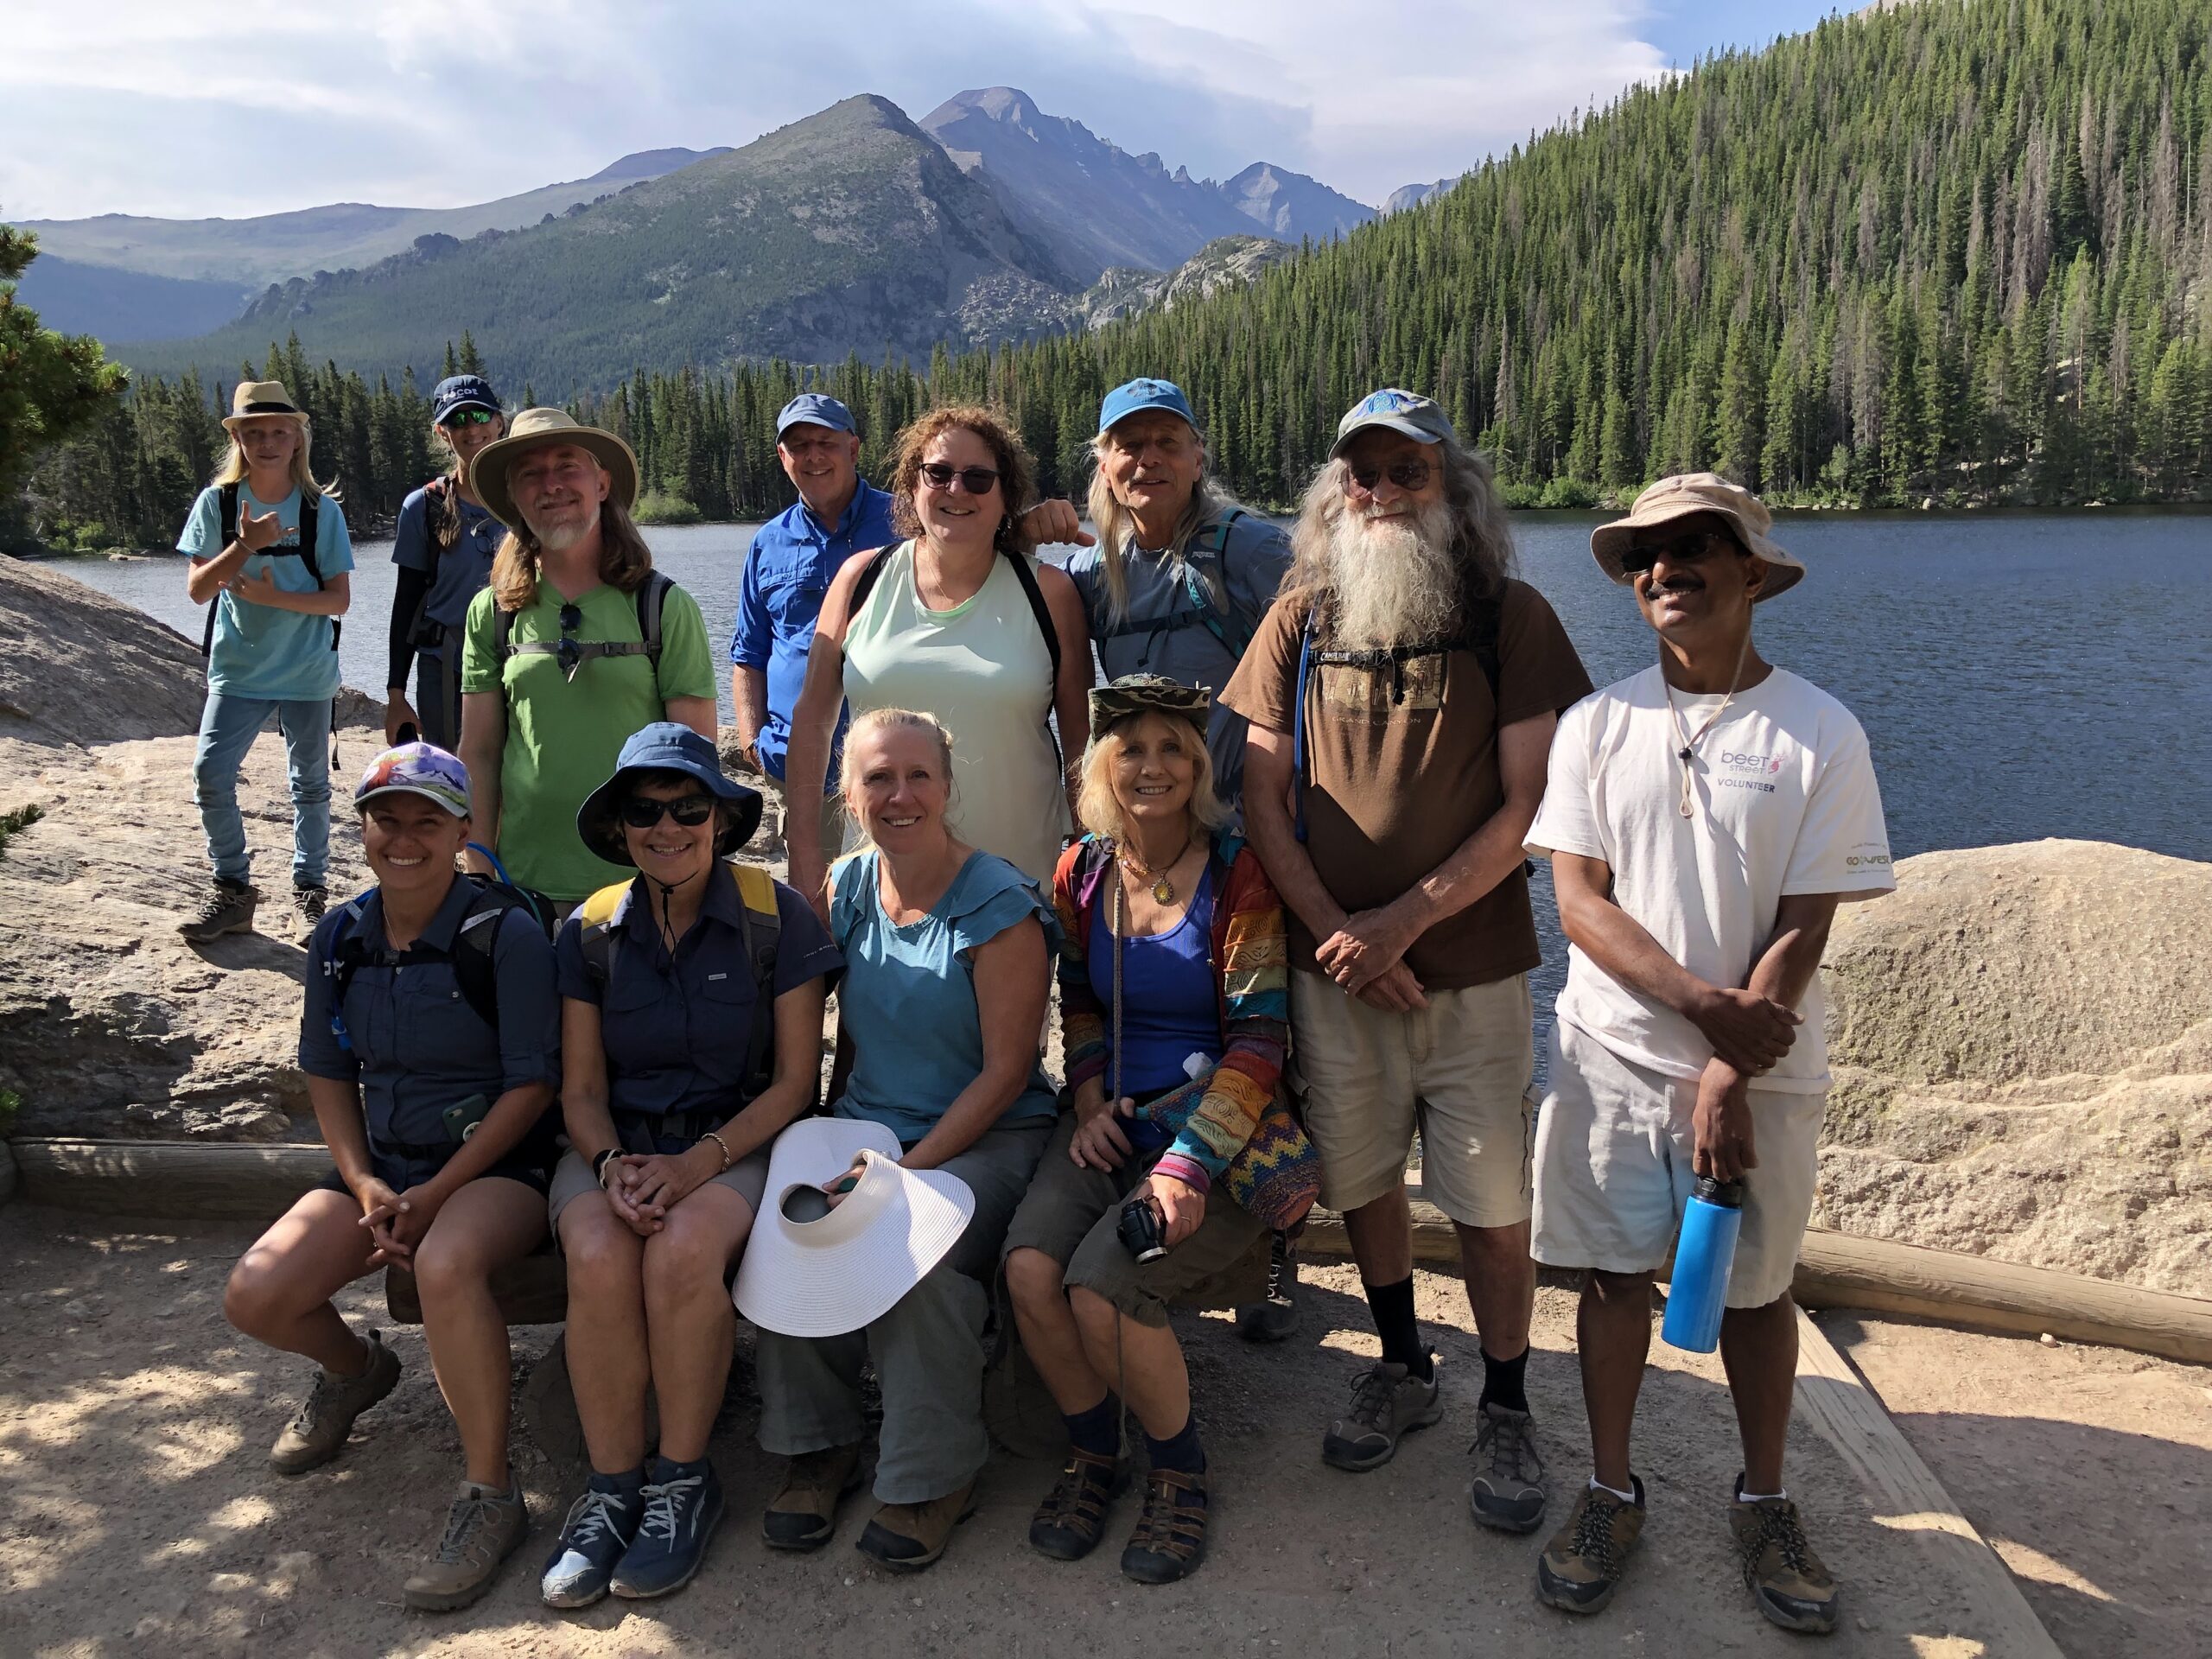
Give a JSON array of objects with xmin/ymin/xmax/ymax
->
[{"xmin": 733, "ymin": 1116, "xmax": 976, "ymax": 1338}]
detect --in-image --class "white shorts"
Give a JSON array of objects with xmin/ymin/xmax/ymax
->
[
  {"xmin": 1288, "ymin": 968, "xmax": 1535, "ymax": 1228},
  {"xmin": 1530, "ymin": 1019, "xmax": 1822, "ymax": 1309}
]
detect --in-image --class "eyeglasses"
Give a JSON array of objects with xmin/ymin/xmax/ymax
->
[
  {"xmin": 619, "ymin": 794, "xmax": 716, "ymax": 829},
  {"xmin": 918, "ymin": 462, "xmax": 1002, "ymax": 494},
  {"xmin": 442, "ymin": 409, "xmax": 499, "ymax": 427},
  {"xmin": 1618, "ymin": 528, "xmax": 1740, "ymax": 574},
  {"xmin": 1347, "ymin": 459, "xmax": 1433, "ymax": 494}
]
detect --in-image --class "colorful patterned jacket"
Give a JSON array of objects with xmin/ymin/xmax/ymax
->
[{"xmin": 1052, "ymin": 828, "xmax": 1288, "ymax": 1195}]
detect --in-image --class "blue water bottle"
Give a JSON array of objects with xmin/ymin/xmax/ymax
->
[{"xmin": 1661, "ymin": 1176, "xmax": 1745, "ymax": 1353}]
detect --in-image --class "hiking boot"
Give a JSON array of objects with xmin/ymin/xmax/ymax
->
[
  {"xmin": 1468, "ymin": 1401, "xmax": 1549, "ymax": 1533},
  {"xmin": 610, "ymin": 1459, "xmax": 723, "ymax": 1599},
  {"xmin": 1321, "ymin": 1358, "xmax": 1443, "ymax": 1471},
  {"xmin": 1236, "ymin": 1230, "xmax": 1300, "ymax": 1344},
  {"xmin": 292, "ymin": 883, "xmax": 328, "ymax": 930},
  {"xmin": 268, "ymin": 1330, "xmax": 400, "ymax": 1474},
  {"xmin": 180, "ymin": 878, "xmax": 257, "ymax": 943},
  {"xmin": 855, "ymin": 1480, "xmax": 977, "ymax": 1572},
  {"xmin": 1028, "ymin": 1445, "xmax": 1127, "ymax": 1561},
  {"xmin": 1728, "ymin": 1479, "xmax": 1840, "ymax": 1634},
  {"xmin": 1536, "ymin": 1476, "xmax": 1646, "ymax": 1616},
  {"xmin": 1120, "ymin": 1466, "xmax": 1208, "ymax": 1585},
  {"xmin": 403, "ymin": 1479, "xmax": 528, "ymax": 1611},
  {"xmin": 540, "ymin": 1479, "xmax": 644, "ymax": 1610},
  {"xmin": 763, "ymin": 1443, "xmax": 864, "ymax": 1552}
]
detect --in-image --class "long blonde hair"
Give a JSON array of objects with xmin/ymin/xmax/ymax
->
[
  {"xmin": 1076, "ymin": 708, "xmax": 1230, "ymax": 845},
  {"xmin": 213, "ymin": 421, "xmax": 339, "ymax": 504},
  {"xmin": 837, "ymin": 708, "xmax": 959, "ymax": 860},
  {"xmin": 1084, "ymin": 428, "xmax": 1236, "ymax": 623},
  {"xmin": 489, "ymin": 494, "xmax": 656, "ymax": 612}
]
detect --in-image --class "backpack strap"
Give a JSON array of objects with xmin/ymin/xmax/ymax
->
[
  {"xmin": 1291, "ymin": 607, "xmax": 1317, "ymax": 843},
  {"xmin": 1002, "ymin": 551, "xmax": 1062, "ymax": 683},
  {"xmin": 846, "ymin": 543, "xmax": 897, "ymax": 621},
  {"xmin": 730, "ymin": 863, "xmax": 785, "ymax": 1103},
  {"xmin": 499, "ymin": 574, "xmax": 672, "ymax": 684},
  {"xmin": 637, "ymin": 569, "xmax": 671, "ymax": 671},
  {"xmin": 577, "ymin": 879, "xmax": 633, "ymax": 994},
  {"xmin": 202, "ymin": 485, "xmax": 337, "ymax": 657},
  {"xmin": 1181, "ymin": 508, "xmax": 1254, "ymax": 658},
  {"xmin": 322, "ymin": 887, "xmax": 380, "ymax": 1053}
]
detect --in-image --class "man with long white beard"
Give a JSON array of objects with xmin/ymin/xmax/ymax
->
[{"xmin": 1224, "ymin": 390, "xmax": 1592, "ymax": 1539}]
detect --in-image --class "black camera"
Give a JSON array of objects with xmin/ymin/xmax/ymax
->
[{"xmin": 1117, "ymin": 1194, "xmax": 1167, "ymax": 1263}]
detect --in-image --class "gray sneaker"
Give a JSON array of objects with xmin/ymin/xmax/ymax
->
[
  {"xmin": 1469, "ymin": 1401, "xmax": 1549, "ymax": 1532},
  {"xmin": 180, "ymin": 878, "xmax": 257, "ymax": 943},
  {"xmin": 292, "ymin": 884, "xmax": 328, "ymax": 930},
  {"xmin": 1322, "ymin": 1358, "xmax": 1443, "ymax": 1471},
  {"xmin": 269, "ymin": 1330, "xmax": 401, "ymax": 1474},
  {"xmin": 404, "ymin": 1479, "xmax": 529, "ymax": 1611}
]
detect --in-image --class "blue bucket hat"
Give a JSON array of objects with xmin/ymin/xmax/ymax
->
[
  {"xmin": 1329, "ymin": 388, "xmax": 1457, "ymax": 457},
  {"xmin": 1098, "ymin": 378, "xmax": 1197, "ymax": 437},
  {"xmin": 430, "ymin": 374, "xmax": 501, "ymax": 426},
  {"xmin": 777, "ymin": 393, "xmax": 857, "ymax": 439},
  {"xmin": 575, "ymin": 723, "xmax": 763, "ymax": 866}
]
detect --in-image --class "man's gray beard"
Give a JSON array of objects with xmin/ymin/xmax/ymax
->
[
  {"xmin": 526, "ymin": 508, "xmax": 593, "ymax": 553},
  {"xmin": 1322, "ymin": 499, "xmax": 1460, "ymax": 649}
]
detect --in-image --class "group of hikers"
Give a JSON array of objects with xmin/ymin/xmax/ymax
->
[{"xmin": 179, "ymin": 367, "xmax": 1892, "ymax": 1635}]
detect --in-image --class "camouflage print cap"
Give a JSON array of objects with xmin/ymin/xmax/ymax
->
[{"xmin": 1088, "ymin": 673, "xmax": 1211, "ymax": 734}]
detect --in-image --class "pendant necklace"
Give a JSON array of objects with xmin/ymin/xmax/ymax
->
[
  {"xmin": 1117, "ymin": 833, "xmax": 1192, "ymax": 905},
  {"xmin": 1661, "ymin": 632, "xmax": 1753, "ymax": 819}
]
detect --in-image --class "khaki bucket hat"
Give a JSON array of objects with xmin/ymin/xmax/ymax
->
[
  {"xmin": 1590, "ymin": 473, "xmax": 1805, "ymax": 601},
  {"xmin": 222, "ymin": 379, "xmax": 310, "ymax": 431},
  {"xmin": 467, "ymin": 407, "xmax": 639, "ymax": 531}
]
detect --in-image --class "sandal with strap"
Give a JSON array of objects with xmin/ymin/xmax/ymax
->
[
  {"xmin": 1120, "ymin": 1465, "xmax": 1209, "ymax": 1585},
  {"xmin": 1028, "ymin": 1446, "xmax": 1127, "ymax": 1561}
]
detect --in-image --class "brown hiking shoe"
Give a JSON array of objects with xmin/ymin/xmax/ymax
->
[
  {"xmin": 1536, "ymin": 1476, "xmax": 1646, "ymax": 1615},
  {"xmin": 1028, "ymin": 1445, "xmax": 1127, "ymax": 1561},
  {"xmin": 404, "ymin": 1480, "xmax": 529, "ymax": 1611},
  {"xmin": 1321, "ymin": 1358, "xmax": 1443, "ymax": 1471},
  {"xmin": 180, "ymin": 879, "xmax": 257, "ymax": 943},
  {"xmin": 855, "ymin": 1480, "xmax": 977, "ymax": 1572},
  {"xmin": 1469, "ymin": 1401, "xmax": 1550, "ymax": 1533},
  {"xmin": 1120, "ymin": 1466, "xmax": 1209, "ymax": 1585},
  {"xmin": 762, "ymin": 1442, "xmax": 864, "ymax": 1551},
  {"xmin": 268, "ymin": 1331, "xmax": 400, "ymax": 1474},
  {"xmin": 1728, "ymin": 1482, "xmax": 1840, "ymax": 1634}
]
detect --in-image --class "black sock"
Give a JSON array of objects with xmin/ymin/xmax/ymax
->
[
  {"xmin": 1363, "ymin": 1274, "xmax": 1432, "ymax": 1379},
  {"xmin": 1064, "ymin": 1392, "xmax": 1122, "ymax": 1461},
  {"xmin": 1478, "ymin": 1346, "xmax": 1530, "ymax": 1414},
  {"xmin": 588, "ymin": 1465, "xmax": 645, "ymax": 1495},
  {"xmin": 652, "ymin": 1453, "xmax": 712, "ymax": 1482},
  {"xmin": 1144, "ymin": 1415, "xmax": 1208, "ymax": 1509}
]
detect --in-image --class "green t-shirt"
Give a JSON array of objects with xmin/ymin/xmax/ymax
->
[{"xmin": 461, "ymin": 578, "xmax": 716, "ymax": 901}]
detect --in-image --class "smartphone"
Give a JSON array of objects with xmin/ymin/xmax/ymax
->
[{"xmin": 442, "ymin": 1094, "xmax": 491, "ymax": 1144}]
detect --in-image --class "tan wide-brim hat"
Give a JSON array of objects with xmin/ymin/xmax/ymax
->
[
  {"xmin": 222, "ymin": 379, "xmax": 310, "ymax": 431},
  {"xmin": 1591, "ymin": 472, "xmax": 1805, "ymax": 601},
  {"xmin": 467, "ymin": 407, "xmax": 639, "ymax": 531}
]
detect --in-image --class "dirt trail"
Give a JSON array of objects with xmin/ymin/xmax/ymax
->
[{"xmin": 10, "ymin": 1209, "xmax": 2196, "ymax": 1657}]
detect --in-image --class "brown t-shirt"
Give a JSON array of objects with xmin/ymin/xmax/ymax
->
[{"xmin": 1221, "ymin": 579, "xmax": 1594, "ymax": 989}]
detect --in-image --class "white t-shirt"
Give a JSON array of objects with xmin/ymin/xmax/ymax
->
[{"xmin": 1528, "ymin": 664, "xmax": 1895, "ymax": 1091}]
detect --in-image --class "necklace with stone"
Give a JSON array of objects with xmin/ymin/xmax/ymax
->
[
  {"xmin": 1117, "ymin": 833, "xmax": 1192, "ymax": 905},
  {"xmin": 1661, "ymin": 631, "xmax": 1753, "ymax": 819}
]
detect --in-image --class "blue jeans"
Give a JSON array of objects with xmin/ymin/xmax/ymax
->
[{"xmin": 192, "ymin": 691, "xmax": 332, "ymax": 887}]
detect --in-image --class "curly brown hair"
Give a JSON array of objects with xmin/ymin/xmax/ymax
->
[{"xmin": 887, "ymin": 405, "xmax": 1039, "ymax": 557}]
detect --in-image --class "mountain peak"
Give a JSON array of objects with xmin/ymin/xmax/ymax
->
[{"xmin": 583, "ymin": 147, "xmax": 734, "ymax": 184}]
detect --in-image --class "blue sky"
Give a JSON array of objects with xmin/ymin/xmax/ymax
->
[{"xmin": 3, "ymin": 2, "xmax": 1853, "ymax": 221}]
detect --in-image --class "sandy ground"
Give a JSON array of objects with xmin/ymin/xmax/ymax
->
[{"xmin": 11, "ymin": 1210, "xmax": 2201, "ymax": 1656}]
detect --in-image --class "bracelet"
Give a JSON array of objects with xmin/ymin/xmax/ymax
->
[
  {"xmin": 592, "ymin": 1147, "xmax": 620, "ymax": 1188},
  {"xmin": 700, "ymin": 1129, "xmax": 734, "ymax": 1173}
]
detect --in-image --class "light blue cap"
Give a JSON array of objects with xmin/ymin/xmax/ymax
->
[
  {"xmin": 777, "ymin": 393, "xmax": 857, "ymax": 438},
  {"xmin": 1098, "ymin": 378, "xmax": 1197, "ymax": 437}
]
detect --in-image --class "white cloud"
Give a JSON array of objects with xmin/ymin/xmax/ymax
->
[{"xmin": 2, "ymin": 0, "xmax": 1717, "ymax": 219}]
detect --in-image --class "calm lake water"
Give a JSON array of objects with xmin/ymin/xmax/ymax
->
[{"xmin": 63, "ymin": 509, "xmax": 2212, "ymax": 1035}]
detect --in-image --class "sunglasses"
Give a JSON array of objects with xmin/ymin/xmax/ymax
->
[
  {"xmin": 918, "ymin": 462, "xmax": 1002, "ymax": 494},
  {"xmin": 619, "ymin": 794, "xmax": 717, "ymax": 830},
  {"xmin": 1347, "ymin": 459, "xmax": 1433, "ymax": 493},
  {"xmin": 441, "ymin": 408, "xmax": 499, "ymax": 428},
  {"xmin": 555, "ymin": 603, "xmax": 584, "ymax": 680},
  {"xmin": 1618, "ymin": 528, "xmax": 1741, "ymax": 575}
]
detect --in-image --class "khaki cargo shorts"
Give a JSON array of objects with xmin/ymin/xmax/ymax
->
[{"xmin": 1287, "ymin": 968, "xmax": 1535, "ymax": 1228}]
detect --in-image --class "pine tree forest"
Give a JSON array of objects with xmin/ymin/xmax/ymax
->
[{"xmin": 21, "ymin": 0, "xmax": 2212, "ymax": 550}]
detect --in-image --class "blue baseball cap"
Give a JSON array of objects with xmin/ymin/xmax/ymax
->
[
  {"xmin": 1098, "ymin": 378, "xmax": 1197, "ymax": 437},
  {"xmin": 430, "ymin": 374, "xmax": 501, "ymax": 425},
  {"xmin": 1329, "ymin": 388, "xmax": 1457, "ymax": 457},
  {"xmin": 777, "ymin": 393, "xmax": 857, "ymax": 438}
]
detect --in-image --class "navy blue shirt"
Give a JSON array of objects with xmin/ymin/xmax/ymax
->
[
  {"xmin": 728, "ymin": 480, "xmax": 899, "ymax": 784},
  {"xmin": 556, "ymin": 865, "xmax": 843, "ymax": 1151},
  {"xmin": 392, "ymin": 482, "xmax": 505, "ymax": 651},
  {"xmin": 300, "ymin": 875, "xmax": 562, "ymax": 1160}
]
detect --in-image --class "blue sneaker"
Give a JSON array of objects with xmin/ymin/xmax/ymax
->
[
  {"xmin": 542, "ymin": 1478, "xmax": 644, "ymax": 1609},
  {"xmin": 609, "ymin": 1459, "xmax": 723, "ymax": 1599}
]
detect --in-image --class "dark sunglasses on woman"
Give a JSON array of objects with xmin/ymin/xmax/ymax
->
[
  {"xmin": 619, "ymin": 794, "xmax": 717, "ymax": 829},
  {"xmin": 1347, "ymin": 458, "xmax": 1433, "ymax": 493},
  {"xmin": 918, "ymin": 461, "xmax": 1002, "ymax": 494}
]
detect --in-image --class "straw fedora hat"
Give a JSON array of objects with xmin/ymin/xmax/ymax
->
[
  {"xmin": 1590, "ymin": 473, "xmax": 1806, "ymax": 601},
  {"xmin": 222, "ymin": 380, "xmax": 310, "ymax": 431},
  {"xmin": 467, "ymin": 407, "xmax": 639, "ymax": 531},
  {"xmin": 733, "ymin": 1118, "xmax": 976, "ymax": 1338}
]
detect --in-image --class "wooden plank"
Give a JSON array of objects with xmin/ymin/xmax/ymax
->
[
  {"xmin": 1792, "ymin": 1308, "xmax": 2065, "ymax": 1659},
  {"xmin": 11, "ymin": 1138, "xmax": 327, "ymax": 1220}
]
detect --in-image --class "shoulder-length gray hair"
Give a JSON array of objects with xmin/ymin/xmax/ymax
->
[
  {"xmin": 1084, "ymin": 426, "xmax": 1240, "ymax": 625},
  {"xmin": 1283, "ymin": 434, "xmax": 1516, "ymax": 615}
]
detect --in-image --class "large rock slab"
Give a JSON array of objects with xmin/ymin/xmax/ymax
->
[{"xmin": 1819, "ymin": 840, "xmax": 2212, "ymax": 1294}]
